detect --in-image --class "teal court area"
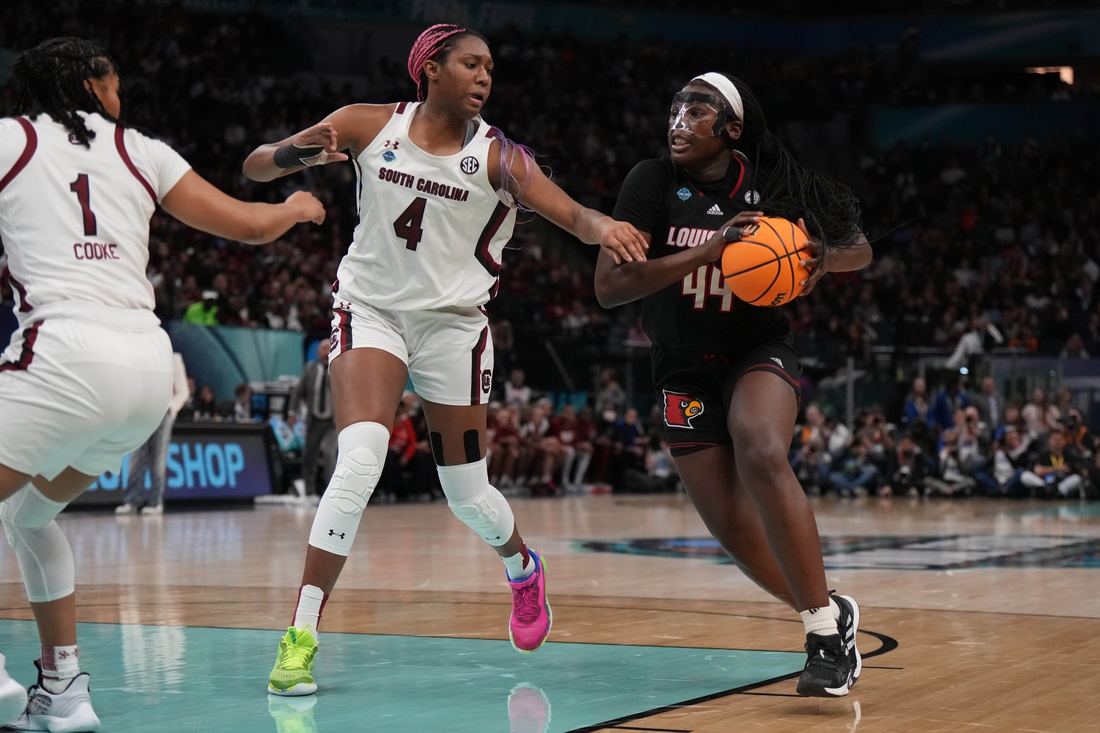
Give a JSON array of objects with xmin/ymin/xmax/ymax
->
[{"xmin": 0, "ymin": 620, "xmax": 805, "ymax": 733}]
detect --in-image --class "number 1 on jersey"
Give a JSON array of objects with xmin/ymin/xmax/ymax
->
[
  {"xmin": 69, "ymin": 173, "xmax": 97, "ymax": 237},
  {"xmin": 393, "ymin": 196, "xmax": 427, "ymax": 251}
]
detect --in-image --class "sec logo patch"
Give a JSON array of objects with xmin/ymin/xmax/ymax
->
[{"xmin": 461, "ymin": 156, "xmax": 480, "ymax": 174}]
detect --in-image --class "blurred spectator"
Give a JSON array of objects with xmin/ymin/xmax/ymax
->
[
  {"xmin": 1060, "ymin": 333, "xmax": 1090, "ymax": 359},
  {"xmin": 885, "ymin": 434, "xmax": 927, "ymax": 497},
  {"xmin": 595, "ymin": 368, "xmax": 627, "ymax": 420},
  {"xmin": 926, "ymin": 427, "xmax": 977, "ymax": 496},
  {"xmin": 184, "ymin": 291, "xmax": 220, "ymax": 326},
  {"xmin": 970, "ymin": 377, "xmax": 1004, "ymax": 429},
  {"xmin": 974, "ymin": 427, "xmax": 1029, "ymax": 497},
  {"xmin": 504, "ymin": 369, "xmax": 532, "ymax": 407},
  {"xmin": 377, "ymin": 401, "xmax": 418, "ymax": 503},
  {"xmin": 184, "ymin": 385, "xmax": 219, "ymax": 422},
  {"xmin": 932, "ymin": 376, "xmax": 969, "ymax": 430},
  {"xmin": 294, "ymin": 339, "xmax": 336, "ymax": 497},
  {"xmin": 827, "ymin": 436, "xmax": 879, "ymax": 497},
  {"xmin": 945, "ymin": 316, "xmax": 1003, "ymax": 371},
  {"xmin": 1021, "ymin": 432, "xmax": 1084, "ymax": 498},
  {"xmin": 224, "ymin": 384, "xmax": 255, "ymax": 423},
  {"xmin": 1022, "ymin": 388, "xmax": 1060, "ymax": 439},
  {"xmin": 903, "ymin": 378, "xmax": 931, "ymax": 427},
  {"xmin": 116, "ymin": 353, "xmax": 190, "ymax": 516},
  {"xmin": 612, "ymin": 408, "xmax": 648, "ymax": 490},
  {"xmin": 488, "ymin": 404, "xmax": 522, "ymax": 488}
]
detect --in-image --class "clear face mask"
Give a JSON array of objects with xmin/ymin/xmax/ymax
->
[{"xmin": 669, "ymin": 92, "xmax": 727, "ymax": 136}]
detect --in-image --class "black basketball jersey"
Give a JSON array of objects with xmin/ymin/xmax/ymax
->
[{"xmin": 613, "ymin": 153, "xmax": 788, "ymax": 354}]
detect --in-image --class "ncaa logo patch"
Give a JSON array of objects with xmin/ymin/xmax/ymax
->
[
  {"xmin": 744, "ymin": 189, "xmax": 761, "ymax": 205},
  {"xmin": 677, "ymin": 187, "xmax": 692, "ymax": 201},
  {"xmin": 382, "ymin": 150, "xmax": 396, "ymax": 162},
  {"xmin": 662, "ymin": 390, "xmax": 704, "ymax": 429},
  {"xmin": 461, "ymin": 156, "xmax": 480, "ymax": 174}
]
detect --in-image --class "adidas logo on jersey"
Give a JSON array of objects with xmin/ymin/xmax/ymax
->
[
  {"xmin": 770, "ymin": 356, "xmax": 784, "ymax": 368},
  {"xmin": 706, "ymin": 204, "xmax": 724, "ymax": 216}
]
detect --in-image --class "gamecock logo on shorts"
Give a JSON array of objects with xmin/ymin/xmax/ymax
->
[
  {"xmin": 481, "ymin": 369, "xmax": 492, "ymax": 393},
  {"xmin": 662, "ymin": 390, "xmax": 704, "ymax": 429}
]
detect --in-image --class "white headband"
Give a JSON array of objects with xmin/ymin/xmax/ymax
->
[{"xmin": 692, "ymin": 73, "xmax": 743, "ymax": 122}]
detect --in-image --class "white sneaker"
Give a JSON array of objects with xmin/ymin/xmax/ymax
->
[
  {"xmin": 0, "ymin": 654, "xmax": 28, "ymax": 728},
  {"xmin": 113, "ymin": 504, "xmax": 136, "ymax": 516},
  {"xmin": 140, "ymin": 504, "xmax": 163, "ymax": 516},
  {"xmin": 7, "ymin": 663, "xmax": 100, "ymax": 733}
]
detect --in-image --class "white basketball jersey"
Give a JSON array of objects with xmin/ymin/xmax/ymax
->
[
  {"xmin": 0, "ymin": 112, "xmax": 191, "ymax": 329},
  {"xmin": 336, "ymin": 102, "xmax": 517, "ymax": 310}
]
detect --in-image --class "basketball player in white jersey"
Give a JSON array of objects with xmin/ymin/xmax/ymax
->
[
  {"xmin": 244, "ymin": 24, "xmax": 649, "ymax": 696},
  {"xmin": 0, "ymin": 38, "xmax": 325, "ymax": 731}
]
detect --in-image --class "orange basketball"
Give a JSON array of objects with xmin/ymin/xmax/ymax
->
[{"xmin": 720, "ymin": 216, "xmax": 811, "ymax": 307}]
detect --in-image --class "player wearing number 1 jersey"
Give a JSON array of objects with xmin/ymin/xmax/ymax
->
[
  {"xmin": 244, "ymin": 24, "xmax": 648, "ymax": 696},
  {"xmin": 597, "ymin": 72, "xmax": 872, "ymax": 698},
  {"xmin": 0, "ymin": 38, "xmax": 325, "ymax": 731}
]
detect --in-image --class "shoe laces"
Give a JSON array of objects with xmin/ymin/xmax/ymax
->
[
  {"xmin": 282, "ymin": 632, "xmax": 315, "ymax": 670},
  {"xmin": 806, "ymin": 635, "xmax": 845, "ymax": 667},
  {"xmin": 512, "ymin": 579, "xmax": 542, "ymax": 624}
]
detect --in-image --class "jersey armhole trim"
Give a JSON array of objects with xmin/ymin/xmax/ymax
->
[
  {"xmin": 114, "ymin": 125, "xmax": 157, "ymax": 202},
  {"xmin": 0, "ymin": 117, "xmax": 38, "ymax": 195}
]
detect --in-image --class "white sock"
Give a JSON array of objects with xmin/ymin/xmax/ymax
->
[
  {"xmin": 801, "ymin": 598, "xmax": 840, "ymax": 636},
  {"xmin": 40, "ymin": 644, "xmax": 79, "ymax": 693},
  {"xmin": 293, "ymin": 584, "xmax": 327, "ymax": 637},
  {"xmin": 503, "ymin": 550, "xmax": 535, "ymax": 581}
]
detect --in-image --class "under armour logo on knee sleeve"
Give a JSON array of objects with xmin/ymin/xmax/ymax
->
[{"xmin": 328, "ymin": 529, "xmax": 346, "ymax": 539}]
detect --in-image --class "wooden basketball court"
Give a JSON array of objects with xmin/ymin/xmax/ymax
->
[{"xmin": 1, "ymin": 495, "xmax": 1098, "ymax": 731}]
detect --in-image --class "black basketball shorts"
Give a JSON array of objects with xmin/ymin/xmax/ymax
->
[{"xmin": 652, "ymin": 339, "xmax": 802, "ymax": 457}]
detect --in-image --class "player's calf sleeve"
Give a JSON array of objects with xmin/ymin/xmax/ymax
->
[
  {"xmin": 0, "ymin": 485, "xmax": 75, "ymax": 603},
  {"xmin": 308, "ymin": 421, "xmax": 388, "ymax": 556},
  {"xmin": 437, "ymin": 458, "xmax": 515, "ymax": 547}
]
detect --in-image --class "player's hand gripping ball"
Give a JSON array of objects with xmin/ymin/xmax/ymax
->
[{"xmin": 720, "ymin": 216, "xmax": 812, "ymax": 307}]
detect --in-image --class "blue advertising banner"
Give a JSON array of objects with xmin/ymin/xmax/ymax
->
[{"xmin": 77, "ymin": 424, "xmax": 274, "ymax": 505}]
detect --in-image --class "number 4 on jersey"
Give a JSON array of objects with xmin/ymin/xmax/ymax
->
[
  {"xmin": 393, "ymin": 196, "xmax": 427, "ymax": 251},
  {"xmin": 681, "ymin": 264, "xmax": 734, "ymax": 312}
]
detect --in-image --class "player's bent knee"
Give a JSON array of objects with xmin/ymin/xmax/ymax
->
[
  {"xmin": 326, "ymin": 446, "xmax": 382, "ymax": 517},
  {"xmin": 1, "ymin": 487, "xmax": 75, "ymax": 603},
  {"xmin": 308, "ymin": 421, "xmax": 389, "ymax": 556},
  {"xmin": 437, "ymin": 458, "xmax": 515, "ymax": 547}
]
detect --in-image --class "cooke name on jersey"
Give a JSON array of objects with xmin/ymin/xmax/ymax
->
[
  {"xmin": 73, "ymin": 242, "xmax": 121, "ymax": 261},
  {"xmin": 378, "ymin": 166, "xmax": 470, "ymax": 202}
]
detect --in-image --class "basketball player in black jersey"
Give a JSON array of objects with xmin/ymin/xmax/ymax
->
[{"xmin": 596, "ymin": 72, "xmax": 872, "ymax": 697}]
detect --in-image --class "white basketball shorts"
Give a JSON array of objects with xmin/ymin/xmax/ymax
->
[
  {"xmin": 0, "ymin": 309, "xmax": 173, "ymax": 481},
  {"xmin": 330, "ymin": 299, "xmax": 493, "ymax": 406}
]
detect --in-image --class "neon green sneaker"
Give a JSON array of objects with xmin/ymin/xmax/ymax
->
[{"xmin": 268, "ymin": 626, "xmax": 319, "ymax": 696}]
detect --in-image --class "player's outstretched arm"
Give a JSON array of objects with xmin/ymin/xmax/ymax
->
[
  {"xmin": 161, "ymin": 170, "xmax": 325, "ymax": 245},
  {"xmin": 242, "ymin": 105, "xmax": 395, "ymax": 182},
  {"xmin": 594, "ymin": 212, "xmax": 761, "ymax": 309},
  {"xmin": 497, "ymin": 145, "xmax": 648, "ymax": 265}
]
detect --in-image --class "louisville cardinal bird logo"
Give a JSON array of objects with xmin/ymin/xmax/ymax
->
[{"xmin": 663, "ymin": 390, "xmax": 704, "ymax": 428}]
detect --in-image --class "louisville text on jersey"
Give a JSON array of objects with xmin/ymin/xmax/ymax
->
[
  {"xmin": 378, "ymin": 167, "xmax": 470, "ymax": 202},
  {"xmin": 665, "ymin": 226, "xmax": 719, "ymax": 248}
]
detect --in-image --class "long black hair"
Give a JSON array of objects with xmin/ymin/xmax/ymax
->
[
  {"xmin": 11, "ymin": 37, "xmax": 119, "ymax": 148},
  {"xmin": 724, "ymin": 74, "xmax": 863, "ymax": 249}
]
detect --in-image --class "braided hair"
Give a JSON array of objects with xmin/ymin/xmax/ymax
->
[
  {"xmin": 10, "ymin": 37, "xmax": 118, "ymax": 148},
  {"xmin": 407, "ymin": 24, "xmax": 488, "ymax": 103},
  {"xmin": 722, "ymin": 74, "xmax": 863, "ymax": 249}
]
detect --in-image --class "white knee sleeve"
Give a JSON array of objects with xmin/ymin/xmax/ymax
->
[
  {"xmin": 1, "ymin": 485, "xmax": 74, "ymax": 603},
  {"xmin": 308, "ymin": 422, "xmax": 388, "ymax": 556},
  {"xmin": 438, "ymin": 458, "xmax": 515, "ymax": 547}
]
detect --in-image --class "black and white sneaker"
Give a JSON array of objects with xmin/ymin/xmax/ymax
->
[
  {"xmin": 796, "ymin": 633, "xmax": 851, "ymax": 698},
  {"xmin": 832, "ymin": 593, "xmax": 862, "ymax": 688},
  {"xmin": 6, "ymin": 660, "xmax": 100, "ymax": 732}
]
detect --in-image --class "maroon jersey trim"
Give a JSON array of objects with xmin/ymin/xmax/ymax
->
[
  {"xmin": 9, "ymin": 274, "xmax": 32, "ymax": 313},
  {"xmin": 474, "ymin": 201, "xmax": 509, "ymax": 277},
  {"xmin": 396, "ymin": 102, "xmax": 408, "ymax": 114},
  {"xmin": 0, "ymin": 320, "xmax": 43, "ymax": 372},
  {"xmin": 0, "ymin": 117, "xmax": 38, "ymax": 195},
  {"xmin": 114, "ymin": 125, "xmax": 157, "ymax": 202},
  {"xmin": 470, "ymin": 326, "xmax": 489, "ymax": 405}
]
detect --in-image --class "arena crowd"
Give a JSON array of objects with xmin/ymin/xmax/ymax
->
[{"xmin": 2, "ymin": 1, "xmax": 1098, "ymax": 498}]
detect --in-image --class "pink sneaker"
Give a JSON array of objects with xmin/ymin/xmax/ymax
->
[{"xmin": 508, "ymin": 550, "xmax": 552, "ymax": 653}]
